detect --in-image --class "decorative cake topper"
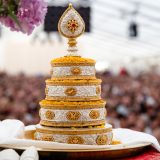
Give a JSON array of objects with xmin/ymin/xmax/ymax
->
[{"xmin": 58, "ymin": 3, "xmax": 85, "ymax": 56}]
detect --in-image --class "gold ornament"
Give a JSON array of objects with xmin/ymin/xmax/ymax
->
[
  {"xmin": 58, "ymin": 3, "xmax": 85, "ymax": 56},
  {"xmin": 45, "ymin": 110, "xmax": 55, "ymax": 120},
  {"xmin": 45, "ymin": 88, "xmax": 49, "ymax": 95},
  {"xmin": 71, "ymin": 67, "xmax": 81, "ymax": 75},
  {"xmin": 66, "ymin": 111, "xmax": 81, "ymax": 120},
  {"xmin": 96, "ymin": 135, "xmax": 108, "ymax": 145},
  {"xmin": 42, "ymin": 134, "xmax": 54, "ymax": 141},
  {"xmin": 96, "ymin": 86, "xmax": 101, "ymax": 95},
  {"xmin": 67, "ymin": 19, "xmax": 79, "ymax": 33},
  {"xmin": 68, "ymin": 136, "xmax": 84, "ymax": 144},
  {"xmin": 65, "ymin": 87, "xmax": 77, "ymax": 96},
  {"xmin": 89, "ymin": 110, "xmax": 100, "ymax": 119},
  {"xmin": 104, "ymin": 110, "xmax": 107, "ymax": 117}
]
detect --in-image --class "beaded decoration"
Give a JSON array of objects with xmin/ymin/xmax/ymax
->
[{"xmin": 58, "ymin": 3, "xmax": 85, "ymax": 56}]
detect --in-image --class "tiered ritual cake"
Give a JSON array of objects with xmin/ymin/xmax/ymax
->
[{"xmin": 35, "ymin": 4, "xmax": 113, "ymax": 145}]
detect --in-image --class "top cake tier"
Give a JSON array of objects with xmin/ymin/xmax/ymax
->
[{"xmin": 51, "ymin": 56, "xmax": 96, "ymax": 79}]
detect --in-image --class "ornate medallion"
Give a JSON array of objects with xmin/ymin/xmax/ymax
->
[
  {"xmin": 67, "ymin": 19, "xmax": 79, "ymax": 33},
  {"xmin": 89, "ymin": 110, "xmax": 100, "ymax": 119},
  {"xmin": 58, "ymin": 3, "xmax": 85, "ymax": 38},
  {"xmin": 66, "ymin": 111, "xmax": 81, "ymax": 120},
  {"xmin": 65, "ymin": 87, "xmax": 77, "ymax": 96},
  {"xmin": 96, "ymin": 135, "xmax": 108, "ymax": 145},
  {"xmin": 58, "ymin": 3, "xmax": 85, "ymax": 55},
  {"xmin": 96, "ymin": 86, "xmax": 101, "ymax": 95},
  {"xmin": 45, "ymin": 110, "xmax": 55, "ymax": 120},
  {"xmin": 68, "ymin": 136, "xmax": 84, "ymax": 144},
  {"xmin": 71, "ymin": 67, "xmax": 81, "ymax": 75},
  {"xmin": 42, "ymin": 134, "xmax": 54, "ymax": 141}
]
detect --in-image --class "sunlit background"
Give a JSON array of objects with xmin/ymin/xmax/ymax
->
[{"xmin": 0, "ymin": 0, "xmax": 160, "ymax": 142}]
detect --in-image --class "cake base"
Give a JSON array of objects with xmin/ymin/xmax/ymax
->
[
  {"xmin": 0, "ymin": 127, "xmax": 151, "ymax": 160},
  {"xmin": 35, "ymin": 124, "xmax": 113, "ymax": 145}
]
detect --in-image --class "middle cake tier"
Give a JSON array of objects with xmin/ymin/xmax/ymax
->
[
  {"xmin": 45, "ymin": 79, "xmax": 102, "ymax": 101},
  {"xmin": 39, "ymin": 100, "xmax": 106, "ymax": 127}
]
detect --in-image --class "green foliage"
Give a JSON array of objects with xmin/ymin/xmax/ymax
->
[{"xmin": 0, "ymin": 0, "xmax": 21, "ymax": 29}]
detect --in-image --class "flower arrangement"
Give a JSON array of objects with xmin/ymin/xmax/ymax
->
[{"xmin": 0, "ymin": 0, "xmax": 47, "ymax": 35}]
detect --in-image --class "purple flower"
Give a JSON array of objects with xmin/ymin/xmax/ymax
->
[{"xmin": 0, "ymin": 0, "xmax": 47, "ymax": 35}]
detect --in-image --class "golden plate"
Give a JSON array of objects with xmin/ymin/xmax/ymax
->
[{"xmin": 0, "ymin": 128, "xmax": 151, "ymax": 159}]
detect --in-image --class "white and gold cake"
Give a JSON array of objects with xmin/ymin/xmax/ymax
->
[{"xmin": 35, "ymin": 4, "xmax": 113, "ymax": 145}]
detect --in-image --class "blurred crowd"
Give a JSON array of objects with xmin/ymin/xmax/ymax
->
[
  {"xmin": 0, "ymin": 70, "xmax": 160, "ymax": 142},
  {"xmin": 97, "ymin": 69, "xmax": 160, "ymax": 142},
  {"xmin": 0, "ymin": 72, "xmax": 47, "ymax": 125}
]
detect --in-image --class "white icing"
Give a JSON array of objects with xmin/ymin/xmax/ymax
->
[
  {"xmin": 52, "ymin": 66, "xmax": 95, "ymax": 78},
  {"xmin": 40, "ymin": 108, "xmax": 106, "ymax": 122},
  {"xmin": 46, "ymin": 85, "xmax": 101, "ymax": 98}
]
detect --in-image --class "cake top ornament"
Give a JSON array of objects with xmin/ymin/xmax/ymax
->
[{"xmin": 58, "ymin": 3, "xmax": 85, "ymax": 56}]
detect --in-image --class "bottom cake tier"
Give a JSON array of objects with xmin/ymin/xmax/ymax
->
[{"xmin": 35, "ymin": 124, "xmax": 113, "ymax": 145}]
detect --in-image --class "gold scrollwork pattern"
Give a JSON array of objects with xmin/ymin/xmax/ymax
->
[
  {"xmin": 66, "ymin": 111, "xmax": 81, "ymax": 120},
  {"xmin": 65, "ymin": 87, "xmax": 77, "ymax": 96},
  {"xmin": 45, "ymin": 88, "xmax": 49, "ymax": 95},
  {"xmin": 41, "ymin": 134, "xmax": 54, "ymax": 141},
  {"xmin": 71, "ymin": 67, "xmax": 82, "ymax": 75},
  {"xmin": 68, "ymin": 136, "xmax": 84, "ymax": 144},
  {"xmin": 89, "ymin": 110, "xmax": 100, "ymax": 119},
  {"xmin": 96, "ymin": 135, "xmax": 108, "ymax": 145},
  {"xmin": 45, "ymin": 110, "xmax": 55, "ymax": 120},
  {"xmin": 96, "ymin": 86, "xmax": 101, "ymax": 95}
]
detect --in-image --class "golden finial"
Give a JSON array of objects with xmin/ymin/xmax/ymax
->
[
  {"xmin": 58, "ymin": 3, "xmax": 85, "ymax": 56},
  {"xmin": 69, "ymin": 3, "xmax": 72, "ymax": 8}
]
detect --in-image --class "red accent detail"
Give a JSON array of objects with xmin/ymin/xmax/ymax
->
[{"xmin": 72, "ymin": 24, "xmax": 76, "ymax": 27}]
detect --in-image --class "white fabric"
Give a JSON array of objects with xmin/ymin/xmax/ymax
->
[
  {"xmin": 0, "ymin": 120, "xmax": 24, "ymax": 139},
  {"xmin": 20, "ymin": 146, "xmax": 39, "ymax": 160},
  {"xmin": 0, "ymin": 147, "xmax": 39, "ymax": 160},
  {"xmin": 0, "ymin": 120, "xmax": 159, "ymax": 152},
  {"xmin": 0, "ymin": 149, "xmax": 19, "ymax": 160},
  {"xmin": 114, "ymin": 128, "xmax": 160, "ymax": 152}
]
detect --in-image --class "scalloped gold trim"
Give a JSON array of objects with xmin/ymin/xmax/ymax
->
[
  {"xmin": 36, "ymin": 125, "xmax": 112, "ymax": 135},
  {"xmin": 46, "ymin": 79, "xmax": 101, "ymax": 86},
  {"xmin": 51, "ymin": 56, "xmax": 95, "ymax": 66},
  {"xmin": 51, "ymin": 76, "xmax": 96, "ymax": 80},
  {"xmin": 40, "ymin": 105, "xmax": 105, "ymax": 110},
  {"xmin": 40, "ymin": 99, "xmax": 106, "ymax": 107},
  {"xmin": 40, "ymin": 99, "xmax": 106, "ymax": 109},
  {"xmin": 45, "ymin": 96, "xmax": 101, "ymax": 101},
  {"xmin": 40, "ymin": 120, "xmax": 105, "ymax": 127},
  {"xmin": 52, "ymin": 63, "xmax": 95, "ymax": 67}
]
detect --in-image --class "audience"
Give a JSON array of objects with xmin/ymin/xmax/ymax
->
[
  {"xmin": 0, "ymin": 70, "xmax": 160, "ymax": 142},
  {"xmin": 97, "ymin": 70, "xmax": 160, "ymax": 142}
]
